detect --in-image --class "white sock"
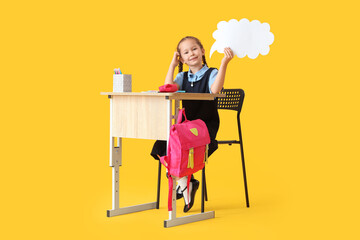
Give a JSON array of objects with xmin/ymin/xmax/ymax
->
[{"xmin": 177, "ymin": 176, "xmax": 192, "ymax": 205}]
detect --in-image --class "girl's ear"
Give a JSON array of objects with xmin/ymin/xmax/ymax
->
[
  {"xmin": 179, "ymin": 56, "xmax": 184, "ymax": 63},
  {"xmin": 202, "ymin": 48, "xmax": 205, "ymax": 56}
]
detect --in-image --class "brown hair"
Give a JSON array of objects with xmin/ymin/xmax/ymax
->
[{"xmin": 176, "ymin": 36, "xmax": 208, "ymax": 73}]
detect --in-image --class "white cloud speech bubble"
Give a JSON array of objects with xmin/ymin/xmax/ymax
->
[{"xmin": 210, "ymin": 18, "xmax": 274, "ymax": 59}]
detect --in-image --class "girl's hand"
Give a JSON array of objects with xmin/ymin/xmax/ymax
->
[
  {"xmin": 170, "ymin": 52, "xmax": 180, "ymax": 68},
  {"xmin": 221, "ymin": 47, "xmax": 234, "ymax": 65}
]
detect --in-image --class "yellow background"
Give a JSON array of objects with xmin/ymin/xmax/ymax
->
[{"xmin": 1, "ymin": 0, "xmax": 359, "ymax": 239}]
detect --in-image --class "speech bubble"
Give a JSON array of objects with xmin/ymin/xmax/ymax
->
[{"xmin": 210, "ymin": 18, "xmax": 274, "ymax": 59}]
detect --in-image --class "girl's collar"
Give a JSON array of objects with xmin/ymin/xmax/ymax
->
[{"xmin": 188, "ymin": 64, "xmax": 209, "ymax": 77}]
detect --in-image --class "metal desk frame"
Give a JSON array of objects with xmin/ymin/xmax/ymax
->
[{"xmin": 101, "ymin": 92, "xmax": 224, "ymax": 227}]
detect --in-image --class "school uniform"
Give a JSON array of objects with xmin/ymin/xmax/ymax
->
[{"xmin": 151, "ymin": 65, "xmax": 220, "ymax": 159}]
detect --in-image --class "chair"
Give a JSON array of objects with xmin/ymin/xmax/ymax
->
[{"xmin": 216, "ymin": 88, "xmax": 250, "ymax": 207}]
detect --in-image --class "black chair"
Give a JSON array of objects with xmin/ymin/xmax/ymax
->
[{"xmin": 216, "ymin": 88, "xmax": 250, "ymax": 207}]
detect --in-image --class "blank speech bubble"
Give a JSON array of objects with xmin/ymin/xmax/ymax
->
[{"xmin": 210, "ymin": 18, "xmax": 274, "ymax": 59}]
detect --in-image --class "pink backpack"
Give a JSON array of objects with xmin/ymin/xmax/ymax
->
[{"xmin": 160, "ymin": 108, "xmax": 210, "ymax": 211}]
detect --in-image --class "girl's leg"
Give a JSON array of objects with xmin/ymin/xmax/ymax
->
[
  {"xmin": 177, "ymin": 176, "xmax": 199, "ymax": 212},
  {"xmin": 177, "ymin": 176, "xmax": 191, "ymax": 205}
]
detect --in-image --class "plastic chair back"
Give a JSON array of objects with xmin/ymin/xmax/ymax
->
[{"xmin": 217, "ymin": 89, "xmax": 245, "ymax": 113}]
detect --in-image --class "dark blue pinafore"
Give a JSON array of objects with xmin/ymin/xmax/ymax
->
[{"xmin": 151, "ymin": 68, "xmax": 219, "ymax": 159}]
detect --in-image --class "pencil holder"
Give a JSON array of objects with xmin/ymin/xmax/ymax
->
[{"xmin": 113, "ymin": 74, "xmax": 132, "ymax": 92}]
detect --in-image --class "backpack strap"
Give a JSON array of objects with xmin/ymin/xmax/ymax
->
[
  {"xmin": 177, "ymin": 108, "xmax": 188, "ymax": 123},
  {"xmin": 160, "ymin": 155, "xmax": 169, "ymax": 168},
  {"xmin": 160, "ymin": 137, "xmax": 174, "ymax": 211},
  {"xmin": 160, "ymin": 126, "xmax": 173, "ymax": 168},
  {"xmin": 168, "ymin": 175, "xmax": 174, "ymax": 211}
]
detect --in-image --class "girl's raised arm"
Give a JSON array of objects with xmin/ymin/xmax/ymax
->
[
  {"xmin": 164, "ymin": 52, "xmax": 180, "ymax": 88},
  {"xmin": 210, "ymin": 47, "xmax": 234, "ymax": 94}
]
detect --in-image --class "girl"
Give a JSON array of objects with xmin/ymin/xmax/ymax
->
[{"xmin": 151, "ymin": 36, "xmax": 234, "ymax": 212}]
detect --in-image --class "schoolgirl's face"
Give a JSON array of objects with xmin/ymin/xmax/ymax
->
[{"xmin": 178, "ymin": 39, "xmax": 205, "ymax": 67}]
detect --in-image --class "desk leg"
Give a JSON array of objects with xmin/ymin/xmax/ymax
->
[
  {"xmin": 168, "ymin": 176, "xmax": 177, "ymax": 220},
  {"xmin": 111, "ymin": 137, "xmax": 121, "ymax": 209},
  {"xmin": 107, "ymin": 99, "xmax": 157, "ymax": 217},
  {"xmin": 112, "ymin": 164, "xmax": 120, "ymax": 209},
  {"xmin": 107, "ymin": 136, "xmax": 158, "ymax": 217},
  {"xmin": 167, "ymin": 100, "xmax": 176, "ymax": 220}
]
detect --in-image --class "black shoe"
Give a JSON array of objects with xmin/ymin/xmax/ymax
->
[
  {"xmin": 183, "ymin": 179, "xmax": 199, "ymax": 213},
  {"xmin": 176, "ymin": 185, "xmax": 183, "ymax": 199},
  {"xmin": 176, "ymin": 177, "xmax": 196, "ymax": 200}
]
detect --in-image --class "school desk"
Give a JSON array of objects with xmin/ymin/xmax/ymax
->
[{"xmin": 100, "ymin": 92, "xmax": 225, "ymax": 227}]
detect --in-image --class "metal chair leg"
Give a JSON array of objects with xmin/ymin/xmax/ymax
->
[
  {"xmin": 238, "ymin": 118, "xmax": 250, "ymax": 208},
  {"xmin": 203, "ymin": 169, "xmax": 208, "ymax": 201},
  {"xmin": 156, "ymin": 161, "xmax": 161, "ymax": 209},
  {"xmin": 201, "ymin": 166, "xmax": 206, "ymax": 213}
]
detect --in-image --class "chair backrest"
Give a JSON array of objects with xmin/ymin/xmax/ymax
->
[{"xmin": 217, "ymin": 89, "xmax": 245, "ymax": 113}]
